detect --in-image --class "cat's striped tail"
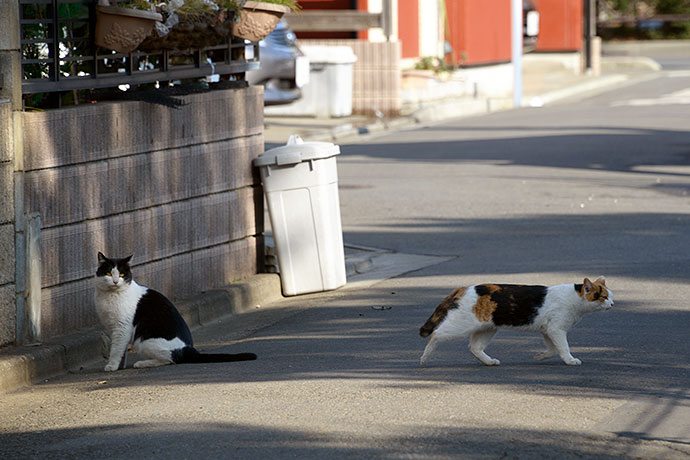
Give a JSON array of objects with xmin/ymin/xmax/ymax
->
[{"xmin": 174, "ymin": 347, "xmax": 257, "ymax": 364}]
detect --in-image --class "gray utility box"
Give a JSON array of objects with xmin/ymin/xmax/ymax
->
[{"xmin": 264, "ymin": 45, "xmax": 357, "ymax": 118}]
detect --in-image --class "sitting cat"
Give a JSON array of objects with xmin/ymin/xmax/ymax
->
[
  {"xmin": 95, "ymin": 252, "xmax": 256, "ymax": 372},
  {"xmin": 419, "ymin": 277, "xmax": 613, "ymax": 366}
]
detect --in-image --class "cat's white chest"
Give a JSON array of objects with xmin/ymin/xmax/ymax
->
[
  {"xmin": 94, "ymin": 281, "xmax": 146, "ymax": 333},
  {"xmin": 532, "ymin": 284, "xmax": 585, "ymax": 330}
]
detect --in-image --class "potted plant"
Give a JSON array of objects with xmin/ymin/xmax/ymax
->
[
  {"xmin": 95, "ymin": 0, "xmax": 299, "ymax": 53},
  {"xmin": 95, "ymin": 0, "xmax": 163, "ymax": 53},
  {"xmin": 232, "ymin": 0, "xmax": 299, "ymax": 42}
]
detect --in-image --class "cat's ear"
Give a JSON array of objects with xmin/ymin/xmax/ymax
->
[
  {"xmin": 595, "ymin": 276, "xmax": 606, "ymax": 286},
  {"xmin": 122, "ymin": 255, "xmax": 133, "ymax": 265},
  {"xmin": 583, "ymin": 278, "xmax": 593, "ymax": 293},
  {"xmin": 98, "ymin": 252, "xmax": 107, "ymax": 264}
]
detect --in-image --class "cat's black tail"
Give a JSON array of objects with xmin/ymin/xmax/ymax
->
[{"xmin": 174, "ymin": 347, "xmax": 257, "ymax": 364}]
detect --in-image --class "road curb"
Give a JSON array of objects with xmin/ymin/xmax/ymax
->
[
  {"xmin": 0, "ymin": 273, "xmax": 283, "ymax": 393},
  {"xmin": 528, "ymin": 73, "xmax": 631, "ymax": 106}
]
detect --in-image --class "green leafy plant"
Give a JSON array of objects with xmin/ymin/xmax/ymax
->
[
  {"xmin": 116, "ymin": 0, "xmax": 241, "ymax": 17},
  {"xmin": 414, "ymin": 56, "xmax": 458, "ymax": 75},
  {"xmin": 118, "ymin": 0, "xmax": 301, "ymax": 14},
  {"xmin": 599, "ymin": 0, "xmax": 690, "ymax": 39},
  {"xmin": 254, "ymin": 0, "xmax": 300, "ymax": 11}
]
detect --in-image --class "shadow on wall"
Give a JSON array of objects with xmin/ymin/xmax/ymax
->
[{"xmin": 20, "ymin": 89, "xmax": 265, "ymax": 340}]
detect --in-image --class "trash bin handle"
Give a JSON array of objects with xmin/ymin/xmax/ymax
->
[{"xmin": 276, "ymin": 151, "xmax": 302, "ymax": 166}]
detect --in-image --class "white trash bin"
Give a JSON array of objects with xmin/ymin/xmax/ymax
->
[{"xmin": 254, "ymin": 136, "xmax": 346, "ymax": 296}]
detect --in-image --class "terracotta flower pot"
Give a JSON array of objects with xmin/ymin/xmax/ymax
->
[
  {"xmin": 95, "ymin": 5, "xmax": 163, "ymax": 53},
  {"xmin": 233, "ymin": 1, "xmax": 291, "ymax": 42}
]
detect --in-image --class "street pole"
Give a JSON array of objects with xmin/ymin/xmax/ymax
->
[
  {"xmin": 511, "ymin": 0, "xmax": 523, "ymax": 108},
  {"xmin": 584, "ymin": 0, "xmax": 596, "ymax": 74}
]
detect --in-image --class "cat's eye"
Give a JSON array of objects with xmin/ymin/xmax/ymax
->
[
  {"xmin": 106, "ymin": 272, "xmax": 112, "ymax": 277},
  {"xmin": 119, "ymin": 273, "xmax": 125, "ymax": 278}
]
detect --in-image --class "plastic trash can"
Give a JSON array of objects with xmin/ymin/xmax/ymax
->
[
  {"xmin": 254, "ymin": 136, "xmax": 346, "ymax": 296},
  {"xmin": 264, "ymin": 45, "xmax": 357, "ymax": 118}
]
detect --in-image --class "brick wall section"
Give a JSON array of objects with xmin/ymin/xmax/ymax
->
[
  {"xmin": 300, "ymin": 39, "xmax": 401, "ymax": 116},
  {"xmin": 0, "ymin": 101, "xmax": 15, "ymax": 346},
  {"xmin": 21, "ymin": 87, "xmax": 265, "ymax": 340}
]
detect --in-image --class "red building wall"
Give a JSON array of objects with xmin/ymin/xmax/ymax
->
[
  {"xmin": 533, "ymin": 0, "xmax": 583, "ymax": 52},
  {"xmin": 398, "ymin": 0, "xmax": 420, "ymax": 59},
  {"xmin": 445, "ymin": 0, "xmax": 511, "ymax": 66}
]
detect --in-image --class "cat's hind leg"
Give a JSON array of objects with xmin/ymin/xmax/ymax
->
[
  {"xmin": 132, "ymin": 359, "xmax": 171, "ymax": 369},
  {"xmin": 469, "ymin": 329, "xmax": 500, "ymax": 366},
  {"xmin": 421, "ymin": 309, "xmax": 482, "ymax": 366},
  {"xmin": 131, "ymin": 337, "xmax": 180, "ymax": 369},
  {"xmin": 534, "ymin": 332, "xmax": 558, "ymax": 361},
  {"xmin": 420, "ymin": 334, "xmax": 440, "ymax": 366}
]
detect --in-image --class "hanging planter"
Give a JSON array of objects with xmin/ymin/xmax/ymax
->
[
  {"xmin": 232, "ymin": 1, "xmax": 291, "ymax": 42},
  {"xmin": 95, "ymin": 5, "xmax": 163, "ymax": 53},
  {"xmin": 95, "ymin": 0, "xmax": 297, "ymax": 53}
]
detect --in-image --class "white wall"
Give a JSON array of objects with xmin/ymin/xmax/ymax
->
[{"xmin": 418, "ymin": 0, "xmax": 444, "ymax": 59}]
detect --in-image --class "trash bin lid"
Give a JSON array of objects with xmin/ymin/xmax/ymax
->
[
  {"xmin": 302, "ymin": 45, "xmax": 358, "ymax": 65},
  {"xmin": 254, "ymin": 141, "xmax": 340, "ymax": 167}
]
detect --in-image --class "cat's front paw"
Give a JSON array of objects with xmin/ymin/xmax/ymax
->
[
  {"xmin": 100, "ymin": 332, "xmax": 111, "ymax": 360},
  {"xmin": 564, "ymin": 358, "xmax": 582, "ymax": 366},
  {"xmin": 484, "ymin": 358, "xmax": 501, "ymax": 366},
  {"xmin": 104, "ymin": 362, "xmax": 119, "ymax": 372}
]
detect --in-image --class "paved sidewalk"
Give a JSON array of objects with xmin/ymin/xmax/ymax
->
[
  {"xmin": 264, "ymin": 55, "xmax": 658, "ymax": 146},
  {"xmin": 0, "ymin": 274, "xmax": 284, "ymax": 393},
  {"xmin": 0, "ymin": 244, "xmax": 445, "ymax": 394}
]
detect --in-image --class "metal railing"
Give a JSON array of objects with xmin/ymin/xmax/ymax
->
[{"xmin": 19, "ymin": 0, "xmax": 259, "ymax": 106}]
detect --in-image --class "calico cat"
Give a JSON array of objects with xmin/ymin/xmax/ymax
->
[
  {"xmin": 95, "ymin": 252, "xmax": 256, "ymax": 372},
  {"xmin": 419, "ymin": 277, "xmax": 613, "ymax": 366}
]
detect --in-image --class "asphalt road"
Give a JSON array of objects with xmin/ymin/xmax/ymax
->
[
  {"xmin": 335, "ymin": 69, "xmax": 690, "ymax": 452},
  {"xmin": 1, "ymin": 71, "xmax": 689, "ymax": 459}
]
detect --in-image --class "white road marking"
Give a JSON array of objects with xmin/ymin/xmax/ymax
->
[{"xmin": 611, "ymin": 87, "xmax": 690, "ymax": 106}]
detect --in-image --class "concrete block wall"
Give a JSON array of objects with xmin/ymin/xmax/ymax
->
[
  {"xmin": 0, "ymin": 101, "xmax": 15, "ymax": 346},
  {"xmin": 300, "ymin": 39, "xmax": 402, "ymax": 116},
  {"xmin": 20, "ymin": 87, "xmax": 265, "ymax": 340}
]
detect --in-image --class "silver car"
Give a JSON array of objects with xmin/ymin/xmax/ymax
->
[{"xmin": 246, "ymin": 20, "xmax": 309, "ymax": 105}]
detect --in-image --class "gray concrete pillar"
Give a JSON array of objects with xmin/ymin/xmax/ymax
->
[
  {"xmin": 0, "ymin": 100, "xmax": 16, "ymax": 346},
  {"xmin": 1, "ymin": 0, "xmax": 31, "ymax": 345}
]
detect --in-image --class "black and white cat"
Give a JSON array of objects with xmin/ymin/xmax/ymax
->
[
  {"xmin": 419, "ymin": 277, "xmax": 614, "ymax": 366},
  {"xmin": 95, "ymin": 252, "xmax": 256, "ymax": 372}
]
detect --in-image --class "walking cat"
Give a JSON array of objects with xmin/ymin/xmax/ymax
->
[
  {"xmin": 95, "ymin": 252, "xmax": 256, "ymax": 372},
  {"xmin": 419, "ymin": 277, "xmax": 613, "ymax": 366}
]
